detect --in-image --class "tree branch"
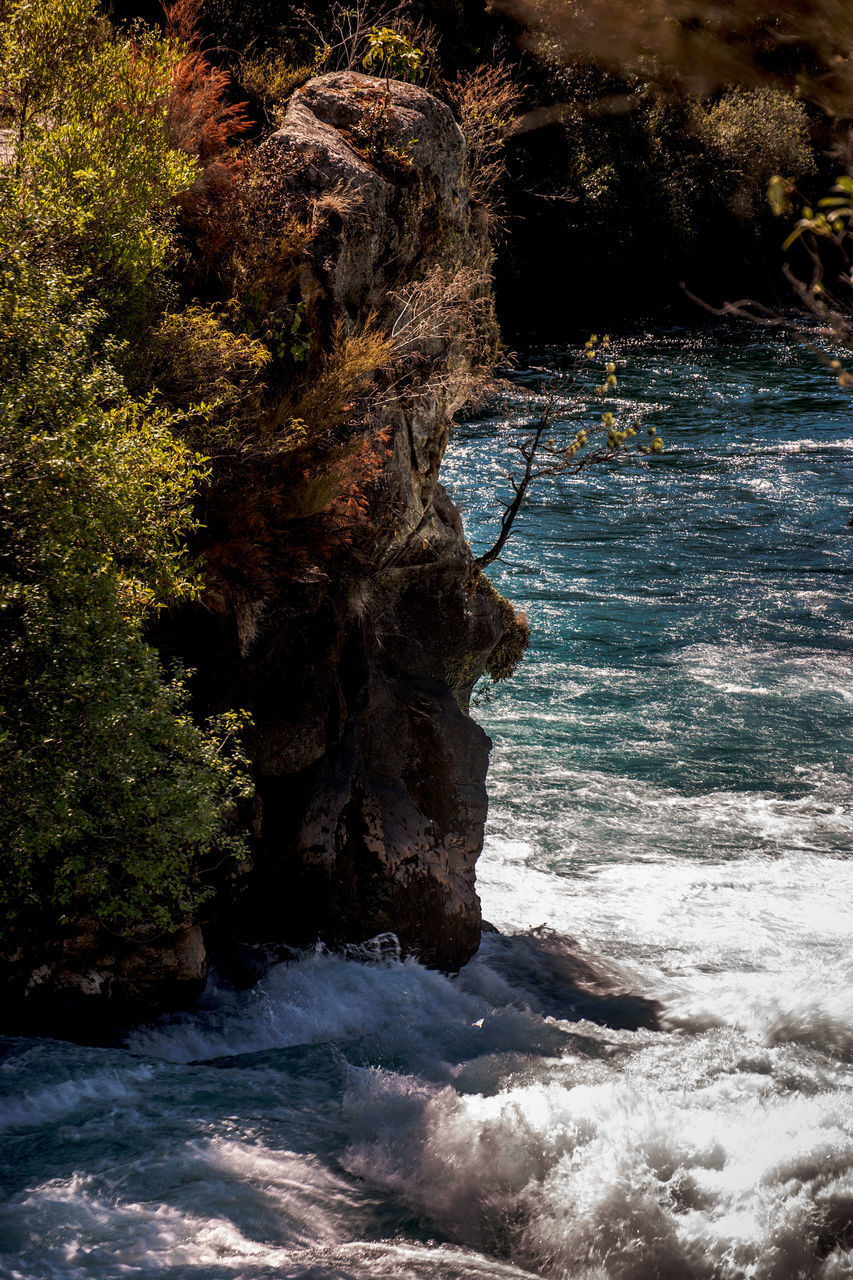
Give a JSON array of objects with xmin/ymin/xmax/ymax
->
[{"xmin": 474, "ymin": 396, "xmax": 557, "ymax": 568}]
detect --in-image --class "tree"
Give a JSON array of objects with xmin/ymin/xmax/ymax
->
[
  {"xmin": 0, "ymin": 0, "xmax": 198, "ymax": 288},
  {"xmin": 0, "ymin": 0, "xmax": 248, "ymax": 943}
]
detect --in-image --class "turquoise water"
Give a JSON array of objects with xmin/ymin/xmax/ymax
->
[{"xmin": 1, "ymin": 331, "xmax": 852, "ymax": 1279}]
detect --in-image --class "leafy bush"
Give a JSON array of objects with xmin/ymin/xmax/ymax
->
[
  {"xmin": 235, "ymin": 51, "xmax": 312, "ymax": 121},
  {"xmin": 0, "ymin": 0, "xmax": 250, "ymax": 944},
  {"xmin": 0, "ymin": 258, "xmax": 250, "ymax": 941},
  {"xmin": 691, "ymin": 88, "xmax": 815, "ymax": 219},
  {"xmin": 151, "ymin": 304, "xmax": 270, "ymax": 442},
  {"xmin": 0, "ymin": 0, "xmax": 198, "ymax": 288},
  {"xmin": 362, "ymin": 26, "xmax": 425, "ymax": 87}
]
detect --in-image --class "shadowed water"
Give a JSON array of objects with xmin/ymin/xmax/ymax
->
[{"xmin": 2, "ymin": 330, "xmax": 851, "ymax": 1280}]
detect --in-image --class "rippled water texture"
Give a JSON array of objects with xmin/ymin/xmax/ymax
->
[{"xmin": 2, "ymin": 330, "xmax": 851, "ymax": 1280}]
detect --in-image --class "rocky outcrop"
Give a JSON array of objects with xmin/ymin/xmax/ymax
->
[
  {"xmin": 4, "ymin": 923, "xmax": 207, "ymax": 1038},
  {"xmin": 219, "ymin": 73, "xmax": 519, "ymax": 970}
]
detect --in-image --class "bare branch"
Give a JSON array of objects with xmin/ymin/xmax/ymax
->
[
  {"xmin": 474, "ymin": 397, "xmax": 558, "ymax": 568},
  {"xmin": 473, "ymin": 341, "xmax": 662, "ymax": 568}
]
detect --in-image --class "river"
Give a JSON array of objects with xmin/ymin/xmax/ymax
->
[{"xmin": 1, "ymin": 329, "xmax": 852, "ymax": 1279}]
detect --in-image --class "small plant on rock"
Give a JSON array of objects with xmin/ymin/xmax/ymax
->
[
  {"xmin": 476, "ymin": 337, "xmax": 664, "ymax": 569},
  {"xmin": 362, "ymin": 26, "xmax": 424, "ymax": 92}
]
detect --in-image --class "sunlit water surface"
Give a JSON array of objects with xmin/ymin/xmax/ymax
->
[{"xmin": 2, "ymin": 330, "xmax": 852, "ymax": 1280}]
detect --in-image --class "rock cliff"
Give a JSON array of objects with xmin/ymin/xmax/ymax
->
[
  {"xmin": 3, "ymin": 73, "xmax": 526, "ymax": 1031},
  {"xmin": 214, "ymin": 73, "xmax": 523, "ymax": 971}
]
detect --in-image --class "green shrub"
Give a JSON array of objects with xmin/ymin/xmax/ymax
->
[
  {"xmin": 235, "ymin": 50, "xmax": 312, "ymax": 120},
  {"xmin": 0, "ymin": 0, "xmax": 198, "ymax": 288},
  {"xmin": 0, "ymin": 258, "xmax": 250, "ymax": 941},
  {"xmin": 691, "ymin": 88, "xmax": 815, "ymax": 219},
  {"xmin": 151, "ymin": 304, "xmax": 270, "ymax": 441},
  {"xmin": 0, "ymin": 0, "xmax": 250, "ymax": 944}
]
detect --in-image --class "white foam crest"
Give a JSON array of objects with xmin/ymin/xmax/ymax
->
[
  {"xmin": 324, "ymin": 1240, "xmax": 543, "ymax": 1278},
  {"xmin": 676, "ymin": 963, "xmax": 853, "ymax": 1059},
  {"xmin": 749, "ymin": 436, "xmax": 853, "ymax": 455},
  {"xmin": 126, "ymin": 949, "xmax": 486, "ymax": 1064},
  {"xmin": 341, "ymin": 1061, "xmax": 853, "ymax": 1280},
  {"xmin": 680, "ymin": 642, "xmax": 853, "ymax": 702},
  {"xmin": 480, "ymin": 839, "xmax": 853, "ymax": 946},
  {"xmin": 477, "ymin": 843, "xmax": 853, "ymax": 1057},
  {"xmin": 0, "ymin": 1173, "xmax": 296, "ymax": 1276},
  {"xmin": 342, "ymin": 1071, "xmax": 595, "ymax": 1251},
  {"xmin": 0, "ymin": 1138, "xmax": 376, "ymax": 1277}
]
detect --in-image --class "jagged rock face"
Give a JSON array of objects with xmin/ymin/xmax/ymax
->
[
  {"xmin": 241, "ymin": 490, "xmax": 505, "ymax": 969},
  {"xmin": 271, "ymin": 73, "xmax": 473, "ymax": 323},
  {"xmin": 266, "ymin": 72, "xmax": 495, "ymax": 554},
  {"xmin": 232, "ymin": 74, "xmax": 508, "ymax": 969}
]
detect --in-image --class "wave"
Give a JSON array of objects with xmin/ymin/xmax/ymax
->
[
  {"xmin": 0, "ymin": 1061, "xmax": 158, "ymax": 1130},
  {"xmin": 125, "ymin": 949, "xmax": 485, "ymax": 1065},
  {"xmin": 341, "ymin": 1054, "xmax": 853, "ymax": 1280}
]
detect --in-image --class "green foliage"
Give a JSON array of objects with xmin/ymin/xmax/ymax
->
[
  {"xmin": 777, "ymin": 173, "xmax": 853, "ymax": 251},
  {"xmin": 0, "ymin": 0, "xmax": 198, "ymax": 289},
  {"xmin": 362, "ymin": 27, "xmax": 424, "ymax": 86},
  {"xmin": 235, "ymin": 50, "xmax": 311, "ymax": 120},
  {"xmin": 0, "ymin": 0, "xmax": 249, "ymax": 944},
  {"xmin": 150, "ymin": 303, "xmax": 270, "ymax": 445},
  {"xmin": 691, "ymin": 88, "xmax": 815, "ymax": 220},
  {"xmin": 0, "ymin": 257, "xmax": 251, "ymax": 940}
]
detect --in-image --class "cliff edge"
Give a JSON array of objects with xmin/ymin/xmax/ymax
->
[{"xmin": 219, "ymin": 73, "xmax": 524, "ymax": 970}]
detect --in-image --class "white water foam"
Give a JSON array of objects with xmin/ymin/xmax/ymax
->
[
  {"xmin": 341, "ymin": 1045, "xmax": 853, "ymax": 1279},
  {"xmin": 126, "ymin": 948, "xmax": 485, "ymax": 1064},
  {"xmin": 0, "ymin": 1062, "xmax": 158, "ymax": 1130}
]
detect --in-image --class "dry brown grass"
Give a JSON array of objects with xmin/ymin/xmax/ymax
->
[
  {"xmin": 448, "ymin": 61, "xmax": 521, "ymax": 233},
  {"xmin": 269, "ymin": 320, "xmax": 396, "ymax": 443},
  {"xmin": 390, "ymin": 265, "xmax": 499, "ymax": 410}
]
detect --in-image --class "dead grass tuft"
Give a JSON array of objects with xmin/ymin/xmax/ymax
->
[{"xmin": 448, "ymin": 61, "xmax": 521, "ymax": 236}]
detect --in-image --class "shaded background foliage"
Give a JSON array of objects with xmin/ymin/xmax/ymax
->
[{"xmin": 121, "ymin": 0, "xmax": 844, "ymax": 333}]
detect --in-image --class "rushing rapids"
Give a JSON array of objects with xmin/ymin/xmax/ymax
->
[{"xmin": 2, "ymin": 329, "xmax": 852, "ymax": 1280}]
